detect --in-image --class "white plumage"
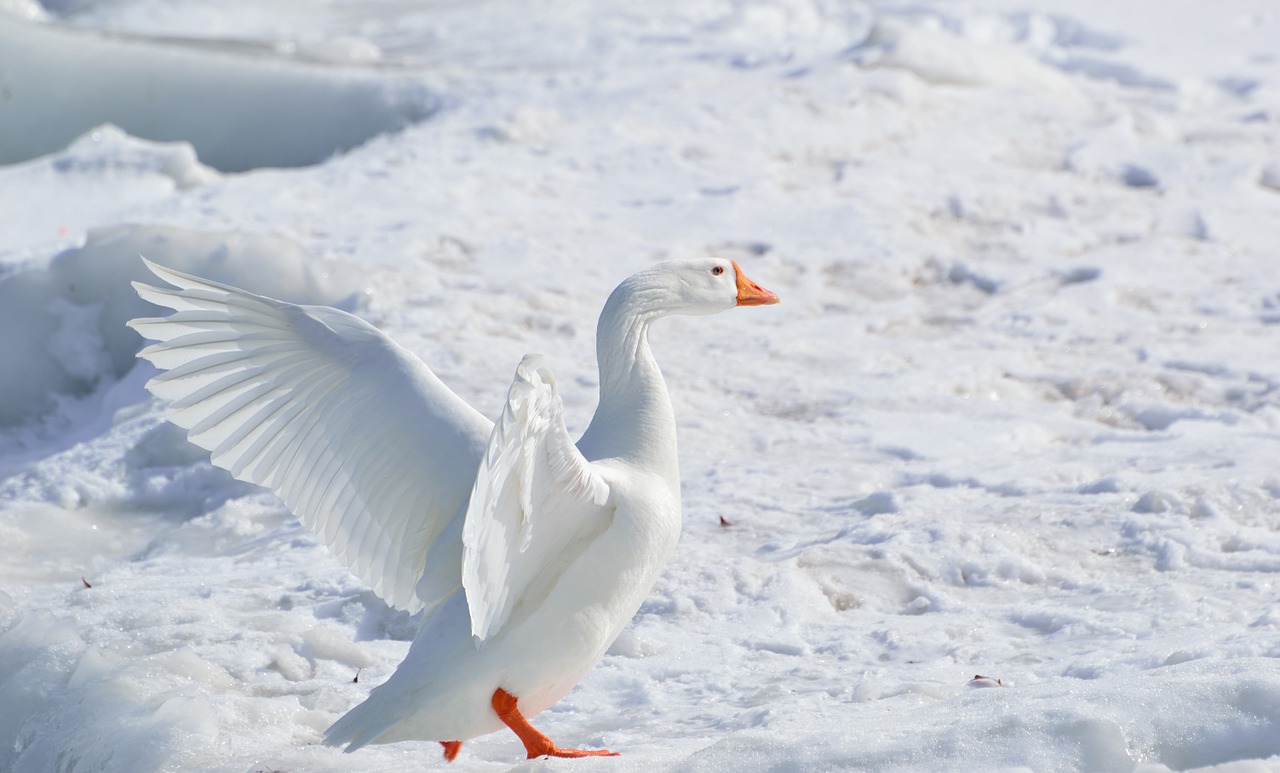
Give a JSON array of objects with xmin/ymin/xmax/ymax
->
[
  {"xmin": 462, "ymin": 356, "xmax": 611, "ymax": 642},
  {"xmin": 128, "ymin": 256, "xmax": 778, "ymax": 761}
]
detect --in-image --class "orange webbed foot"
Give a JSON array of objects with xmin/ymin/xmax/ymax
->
[
  {"xmin": 536, "ymin": 746, "xmax": 620, "ymax": 759},
  {"xmin": 440, "ymin": 740, "xmax": 462, "ymax": 762},
  {"xmin": 491, "ymin": 688, "xmax": 620, "ymax": 760}
]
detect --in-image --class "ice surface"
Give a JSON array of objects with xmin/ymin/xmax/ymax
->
[
  {"xmin": 1, "ymin": 0, "xmax": 1279, "ymax": 770},
  {"xmin": 0, "ymin": 15, "xmax": 439, "ymax": 171}
]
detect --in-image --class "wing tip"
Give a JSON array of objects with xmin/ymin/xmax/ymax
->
[
  {"xmin": 124, "ymin": 312, "xmax": 162, "ymax": 333},
  {"xmin": 137, "ymin": 255, "xmax": 186, "ymax": 287},
  {"xmin": 514, "ymin": 353, "xmax": 552, "ymax": 383}
]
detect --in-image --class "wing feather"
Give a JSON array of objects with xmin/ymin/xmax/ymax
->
[
  {"xmin": 128, "ymin": 258, "xmax": 492, "ymax": 613},
  {"xmin": 461, "ymin": 355, "xmax": 610, "ymax": 643}
]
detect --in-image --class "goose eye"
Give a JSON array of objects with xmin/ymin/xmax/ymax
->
[{"xmin": 711, "ymin": 266, "xmax": 724, "ymax": 276}]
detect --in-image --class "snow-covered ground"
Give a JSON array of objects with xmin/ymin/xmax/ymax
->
[{"xmin": 2, "ymin": 0, "xmax": 1279, "ymax": 770}]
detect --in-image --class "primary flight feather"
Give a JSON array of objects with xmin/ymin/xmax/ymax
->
[{"xmin": 128, "ymin": 257, "xmax": 778, "ymax": 761}]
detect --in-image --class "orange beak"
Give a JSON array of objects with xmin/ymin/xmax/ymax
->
[{"xmin": 733, "ymin": 261, "xmax": 780, "ymax": 306}]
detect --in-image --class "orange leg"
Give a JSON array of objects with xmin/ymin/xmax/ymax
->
[
  {"xmin": 491, "ymin": 688, "xmax": 620, "ymax": 759},
  {"xmin": 439, "ymin": 740, "xmax": 462, "ymax": 762}
]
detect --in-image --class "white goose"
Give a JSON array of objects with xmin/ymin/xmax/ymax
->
[{"xmin": 128, "ymin": 257, "xmax": 778, "ymax": 761}]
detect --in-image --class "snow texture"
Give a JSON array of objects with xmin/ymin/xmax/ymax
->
[{"xmin": 1, "ymin": 0, "xmax": 1279, "ymax": 771}]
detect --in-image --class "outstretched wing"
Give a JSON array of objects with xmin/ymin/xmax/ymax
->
[
  {"xmin": 128, "ymin": 258, "xmax": 492, "ymax": 613},
  {"xmin": 461, "ymin": 355, "xmax": 611, "ymax": 643}
]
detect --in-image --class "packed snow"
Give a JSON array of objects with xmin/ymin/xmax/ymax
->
[{"xmin": 1, "ymin": 0, "xmax": 1279, "ymax": 771}]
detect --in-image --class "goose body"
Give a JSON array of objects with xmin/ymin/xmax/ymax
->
[{"xmin": 128, "ymin": 257, "xmax": 778, "ymax": 760}]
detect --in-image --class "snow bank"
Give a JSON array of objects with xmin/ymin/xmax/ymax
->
[
  {"xmin": 0, "ymin": 14, "xmax": 439, "ymax": 171},
  {"xmin": 0, "ymin": 225, "xmax": 364, "ymax": 428},
  {"xmin": 43, "ymin": 124, "xmax": 218, "ymax": 191},
  {"xmin": 665, "ymin": 658, "xmax": 1280, "ymax": 772},
  {"xmin": 0, "ymin": 606, "xmax": 176, "ymax": 773},
  {"xmin": 865, "ymin": 17, "xmax": 1079, "ymax": 94}
]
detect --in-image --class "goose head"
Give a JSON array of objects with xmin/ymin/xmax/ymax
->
[
  {"xmin": 586, "ymin": 257, "xmax": 778, "ymax": 470},
  {"xmin": 619, "ymin": 258, "xmax": 780, "ymax": 318}
]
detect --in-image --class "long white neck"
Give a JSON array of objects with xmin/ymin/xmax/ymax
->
[{"xmin": 577, "ymin": 276, "xmax": 679, "ymax": 486}]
